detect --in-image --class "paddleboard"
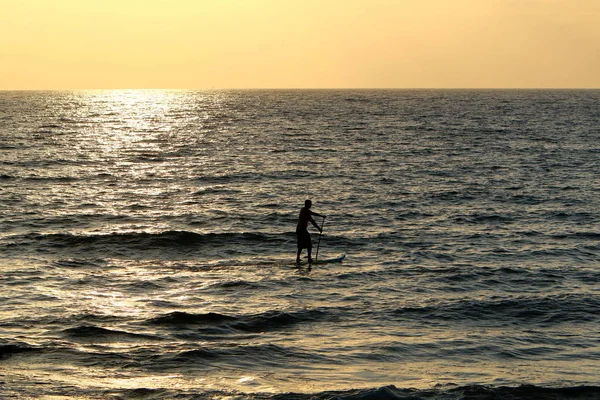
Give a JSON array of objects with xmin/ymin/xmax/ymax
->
[{"xmin": 296, "ymin": 254, "xmax": 346, "ymax": 265}]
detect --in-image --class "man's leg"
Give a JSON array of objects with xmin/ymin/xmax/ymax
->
[{"xmin": 296, "ymin": 248, "xmax": 302, "ymax": 263}]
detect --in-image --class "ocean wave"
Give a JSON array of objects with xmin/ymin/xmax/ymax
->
[
  {"xmin": 102, "ymin": 384, "xmax": 600, "ymax": 400},
  {"xmin": 171, "ymin": 343, "xmax": 324, "ymax": 364},
  {"xmin": 113, "ymin": 388, "xmax": 170, "ymax": 399},
  {"xmin": 52, "ymin": 258, "xmax": 108, "ymax": 269},
  {"xmin": 194, "ymin": 170, "xmax": 330, "ymax": 185},
  {"xmin": 230, "ymin": 309, "xmax": 329, "ymax": 332},
  {"xmin": 37, "ymin": 123, "xmax": 63, "ymax": 130},
  {"xmin": 192, "ymin": 186, "xmax": 243, "ymax": 196},
  {"xmin": 1, "ymin": 312, "xmax": 130, "ymax": 330},
  {"xmin": 17, "ymin": 175, "xmax": 81, "ymax": 182},
  {"xmin": 4, "ymin": 230, "xmax": 365, "ymax": 257},
  {"xmin": 551, "ymin": 232, "xmax": 600, "ymax": 240},
  {"xmin": 147, "ymin": 311, "xmax": 237, "ymax": 326},
  {"xmin": 209, "ymin": 279, "xmax": 266, "ymax": 290},
  {"xmin": 147, "ymin": 309, "xmax": 330, "ymax": 333},
  {"xmin": 390, "ymin": 293, "xmax": 600, "ymax": 325},
  {"xmin": 453, "ymin": 213, "xmax": 514, "ymax": 224},
  {"xmin": 61, "ymin": 325, "xmax": 162, "ymax": 341},
  {"xmin": 0, "ymin": 342, "xmax": 41, "ymax": 359},
  {"xmin": 10, "ymin": 230, "xmax": 289, "ymax": 250},
  {"xmin": 304, "ymin": 385, "xmax": 600, "ymax": 400}
]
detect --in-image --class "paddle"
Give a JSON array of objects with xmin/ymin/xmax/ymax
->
[{"xmin": 314, "ymin": 216, "xmax": 325, "ymax": 263}]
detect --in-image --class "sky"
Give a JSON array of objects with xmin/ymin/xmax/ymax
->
[{"xmin": 1, "ymin": 0, "xmax": 599, "ymax": 89}]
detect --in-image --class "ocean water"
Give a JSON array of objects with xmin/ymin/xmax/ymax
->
[{"xmin": 1, "ymin": 89, "xmax": 600, "ymax": 399}]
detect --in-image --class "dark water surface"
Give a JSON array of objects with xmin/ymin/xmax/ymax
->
[{"xmin": 1, "ymin": 90, "xmax": 600, "ymax": 399}]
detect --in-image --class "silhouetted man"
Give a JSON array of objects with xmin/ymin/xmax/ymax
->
[{"xmin": 296, "ymin": 199, "xmax": 326, "ymax": 264}]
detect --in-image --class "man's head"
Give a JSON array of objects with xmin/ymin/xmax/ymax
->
[{"xmin": 305, "ymin": 199, "xmax": 312, "ymax": 208}]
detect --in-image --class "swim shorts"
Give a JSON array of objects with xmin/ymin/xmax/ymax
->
[{"xmin": 296, "ymin": 227, "xmax": 312, "ymax": 249}]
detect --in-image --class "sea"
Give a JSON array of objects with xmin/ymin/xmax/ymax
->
[{"xmin": 1, "ymin": 89, "xmax": 600, "ymax": 399}]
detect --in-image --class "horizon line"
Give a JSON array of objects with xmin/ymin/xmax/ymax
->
[{"xmin": 1, "ymin": 87, "xmax": 599, "ymax": 91}]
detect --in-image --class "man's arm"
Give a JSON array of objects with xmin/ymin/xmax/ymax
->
[
  {"xmin": 310, "ymin": 210, "xmax": 327, "ymax": 219},
  {"xmin": 309, "ymin": 216, "xmax": 322, "ymax": 232}
]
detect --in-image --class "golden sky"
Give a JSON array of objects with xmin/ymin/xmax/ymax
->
[{"xmin": 1, "ymin": 0, "xmax": 598, "ymax": 89}]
